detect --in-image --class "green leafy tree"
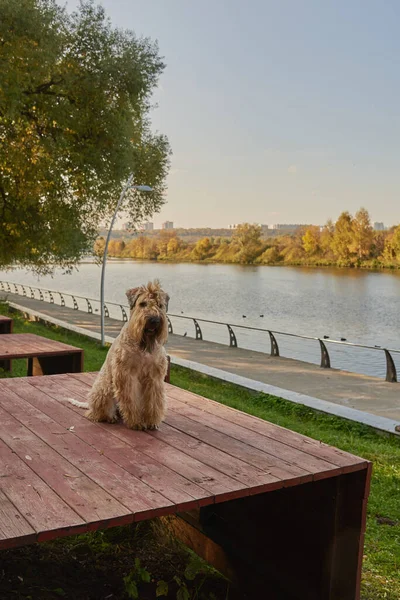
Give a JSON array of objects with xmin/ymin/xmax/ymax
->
[{"xmin": 0, "ymin": 0, "xmax": 170, "ymax": 273}]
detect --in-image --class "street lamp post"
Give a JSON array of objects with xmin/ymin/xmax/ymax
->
[{"xmin": 100, "ymin": 175, "xmax": 153, "ymax": 346}]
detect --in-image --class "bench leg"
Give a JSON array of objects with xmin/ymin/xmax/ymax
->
[
  {"xmin": 171, "ymin": 469, "xmax": 369, "ymax": 600},
  {"xmin": 0, "ymin": 359, "xmax": 11, "ymax": 372},
  {"xmin": 0, "ymin": 322, "xmax": 12, "ymax": 334},
  {"xmin": 164, "ymin": 355, "xmax": 171, "ymax": 383},
  {"xmin": 28, "ymin": 352, "xmax": 83, "ymax": 376},
  {"xmin": 0, "ymin": 324, "xmax": 12, "ymax": 371}
]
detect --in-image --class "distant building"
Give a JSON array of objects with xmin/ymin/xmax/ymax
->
[
  {"xmin": 373, "ymin": 222, "xmax": 385, "ymax": 231},
  {"xmin": 162, "ymin": 221, "xmax": 174, "ymax": 230},
  {"xmin": 269, "ymin": 224, "xmax": 310, "ymax": 231},
  {"xmin": 121, "ymin": 222, "xmax": 130, "ymax": 231},
  {"xmin": 142, "ymin": 222, "xmax": 154, "ymax": 231}
]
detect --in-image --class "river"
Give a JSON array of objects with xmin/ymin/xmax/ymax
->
[{"xmin": 1, "ymin": 261, "xmax": 400, "ymax": 379}]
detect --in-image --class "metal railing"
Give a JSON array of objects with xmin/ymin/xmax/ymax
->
[{"xmin": 1, "ymin": 280, "xmax": 399, "ymax": 383}]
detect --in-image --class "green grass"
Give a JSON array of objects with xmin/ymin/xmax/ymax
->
[{"xmin": 1, "ymin": 303, "xmax": 399, "ymax": 599}]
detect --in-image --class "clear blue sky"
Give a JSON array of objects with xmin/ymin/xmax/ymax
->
[{"xmin": 65, "ymin": 0, "xmax": 400, "ymax": 228}]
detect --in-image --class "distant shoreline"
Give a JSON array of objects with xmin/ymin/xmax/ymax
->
[{"xmin": 90, "ymin": 255, "xmax": 400, "ymax": 272}]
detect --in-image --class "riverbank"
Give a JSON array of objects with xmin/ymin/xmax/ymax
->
[
  {"xmin": 0, "ymin": 306, "xmax": 399, "ymax": 599},
  {"xmin": 105, "ymin": 254, "xmax": 400, "ymax": 270},
  {"xmin": 100, "ymin": 216, "xmax": 400, "ymax": 270}
]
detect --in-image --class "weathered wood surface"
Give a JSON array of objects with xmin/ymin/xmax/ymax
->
[
  {"xmin": 0, "ymin": 333, "xmax": 83, "ymax": 375},
  {"xmin": 0, "ymin": 373, "xmax": 370, "ymax": 598},
  {"xmin": 0, "ymin": 372, "xmax": 368, "ymax": 548}
]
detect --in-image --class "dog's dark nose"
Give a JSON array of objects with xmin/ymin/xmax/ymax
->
[{"xmin": 147, "ymin": 316, "xmax": 160, "ymax": 326}]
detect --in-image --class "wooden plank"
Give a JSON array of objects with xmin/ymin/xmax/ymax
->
[
  {"xmin": 0, "ymin": 399, "xmax": 131, "ymax": 523},
  {"xmin": 167, "ymin": 397, "xmax": 342, "ymax": 479},
  {"xmin": 0, "ymin": 438, "xmax": 85, "ymax": 535},
  {"xmin": 167, "ymin": 385, "xmax": 367, "ymax": 471},
  {"xmin": 12, "ymin": 378, "xmax": 215, "ymax": 509},
  {"xmin": 161, "ymin": 514, "xmax": 237, "ymax": 584},
  {"xmin": 23, "ymin": 376, "xmax": 284, "ymax": 498},
  {"xmin": 33, "ymin": 376, "xmax": 247, "ymax": 500},
  {"xmin": 0, "ymin": 381, "xmax": 175, "ymax": 518},
  {"xmin": 18, "ymin": 333, "xmax": 81, "ymax": 352},
  {"xmin": 163, "ymin": 411, "xmax": 315, "ymax": 483},
  {"xmin": 40, "ymin": 375, "xmax": 314, "ymax": 485},
  {"xmin": 0, "ymin": 489, "xmax": 36, "ymax": 549},
  {"xmin": 0, "ymin": 335, "xmax": 45, "ymax": 360},
  {"xmin": 39, "ymin": 374, "xmax": 282, "ymax": 500},
  {"xmin": 68, "ymin": 371, "xmax": 97, "ymax": 384},
  {"xmin": 328, "ymin": 469, "xmax": 371, "ymax": 600},
  {"xmin": 149, "ymin": 423, "xmax": 286, "ymax": 492},
  {"xmin": 0, "ymin": 334, "xmax": 82, "ymax": 359}
]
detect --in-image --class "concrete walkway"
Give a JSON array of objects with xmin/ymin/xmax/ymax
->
[{"xmin": 2, "ymin": 292, "xmax": 400, "ymax": 425}]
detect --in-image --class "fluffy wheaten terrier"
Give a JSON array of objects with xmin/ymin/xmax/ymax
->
[{"xmin": 67, "ymin": 280, "xmax": 170, "ymax": 430}]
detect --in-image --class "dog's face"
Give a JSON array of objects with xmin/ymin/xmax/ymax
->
[{"xmin": 125, "ymin": 280, "xmax": 169, "ymax": 350}]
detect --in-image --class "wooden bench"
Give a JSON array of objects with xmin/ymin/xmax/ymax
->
[
  {"xmin": 0, "ymin": 373, "xmax": 370, "ymax": 600},
  {"xmin": 0, "ymin": 333, "xmax": 83, "ymax": 375},
  {"xmin": 0, "ymin": 317, "xmax": 13, "ymax": 370},
  {"xmin": 0, "ymin": 315, "xmax": 13, "ymax": 335}
]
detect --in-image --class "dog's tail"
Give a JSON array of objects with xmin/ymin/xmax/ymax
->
[{"xmin": 64, "ymin": 397, "xmax": 89, "ymax": 409}]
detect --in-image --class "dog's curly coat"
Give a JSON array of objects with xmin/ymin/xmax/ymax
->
[{"xmin": 69, "ymin": 280, "xmax": 169, "ymax": 430}]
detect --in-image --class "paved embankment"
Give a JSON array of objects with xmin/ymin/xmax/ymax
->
[{"xmin": 2, "ymin": 292, "xmax": 399, "ymax": 430}]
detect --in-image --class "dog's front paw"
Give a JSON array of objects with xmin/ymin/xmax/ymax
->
[
  {"xmin": 130, "ymin": 423, "xmax": 146, "ymax": 431},
  {"xmin": 107, "ymin": 414, "xmax": 119, "ymax": 424},
  {"xmin": 147, "ymin": 424, "xmax": 159, "ymax": 431},
  {"xmin": 86, "ymin": 409, "xmax": 117, "ymax": 424}
]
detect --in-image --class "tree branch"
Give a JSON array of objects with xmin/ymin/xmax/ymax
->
[{"xmin": 23, "ymin": 76, "xmax": 64, "ymax": 96}]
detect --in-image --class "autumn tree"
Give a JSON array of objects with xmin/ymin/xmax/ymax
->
[
  {"xmin": 320, "ymin": 219, "xmax": 335, "ymax": 255},
  {"xmin": 331, "ymin": 212, "xmax": 354, "ymax": 261},
  {"xmin": 109, "ymin": 240, "xmax": 125, "ymax": 256},
  {"xmin": 382, "ymin": 225, "xmax": 400, "ymax": 263},
  {"xmin": 167, "ymin": 236, "xmax": 180, "ymax": 255},
  {"xmin": 302, "ymin": 226, "xmax": 320, "ymax": 255},
  {"xmin": 0, "ymin": 0, "xmax": 170, "ymax": 273},
  {"xmin": 157, "ymin": 231, "xmax": 176, "ymax": 257},
  {"xmin": 192, "ymin": 237, "xmax": 212, "ymax": 260},
  {"xmin": 350, "ymin": 208, "xmax": 373, "ymax": 259},
  {"xmin": 232, "ymin": 223, "xmax": 261, "ymax": 249},
  {"xmin": 259, "ymin": 245, "xmax": 280, "ymax": 264},
  {"xmin": 93, "ymin": 236, "xmax": 106, "ymax": 258},
  {"xmin": 231, "ymin": 223, "xmax": 262, "ymax": 263}
]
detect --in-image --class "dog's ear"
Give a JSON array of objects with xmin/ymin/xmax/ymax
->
[{"xmin": 126, "ymin": 287, "xmax": 140, "ymax": 310}]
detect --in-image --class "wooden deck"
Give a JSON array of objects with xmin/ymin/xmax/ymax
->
[
  {"xmin": 0, "ymin": 333, "xmax": 83, "ymax": 375},
  {"xmin": 0, "ymin": 373, "xmax": 371, "ymax": 599}
]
